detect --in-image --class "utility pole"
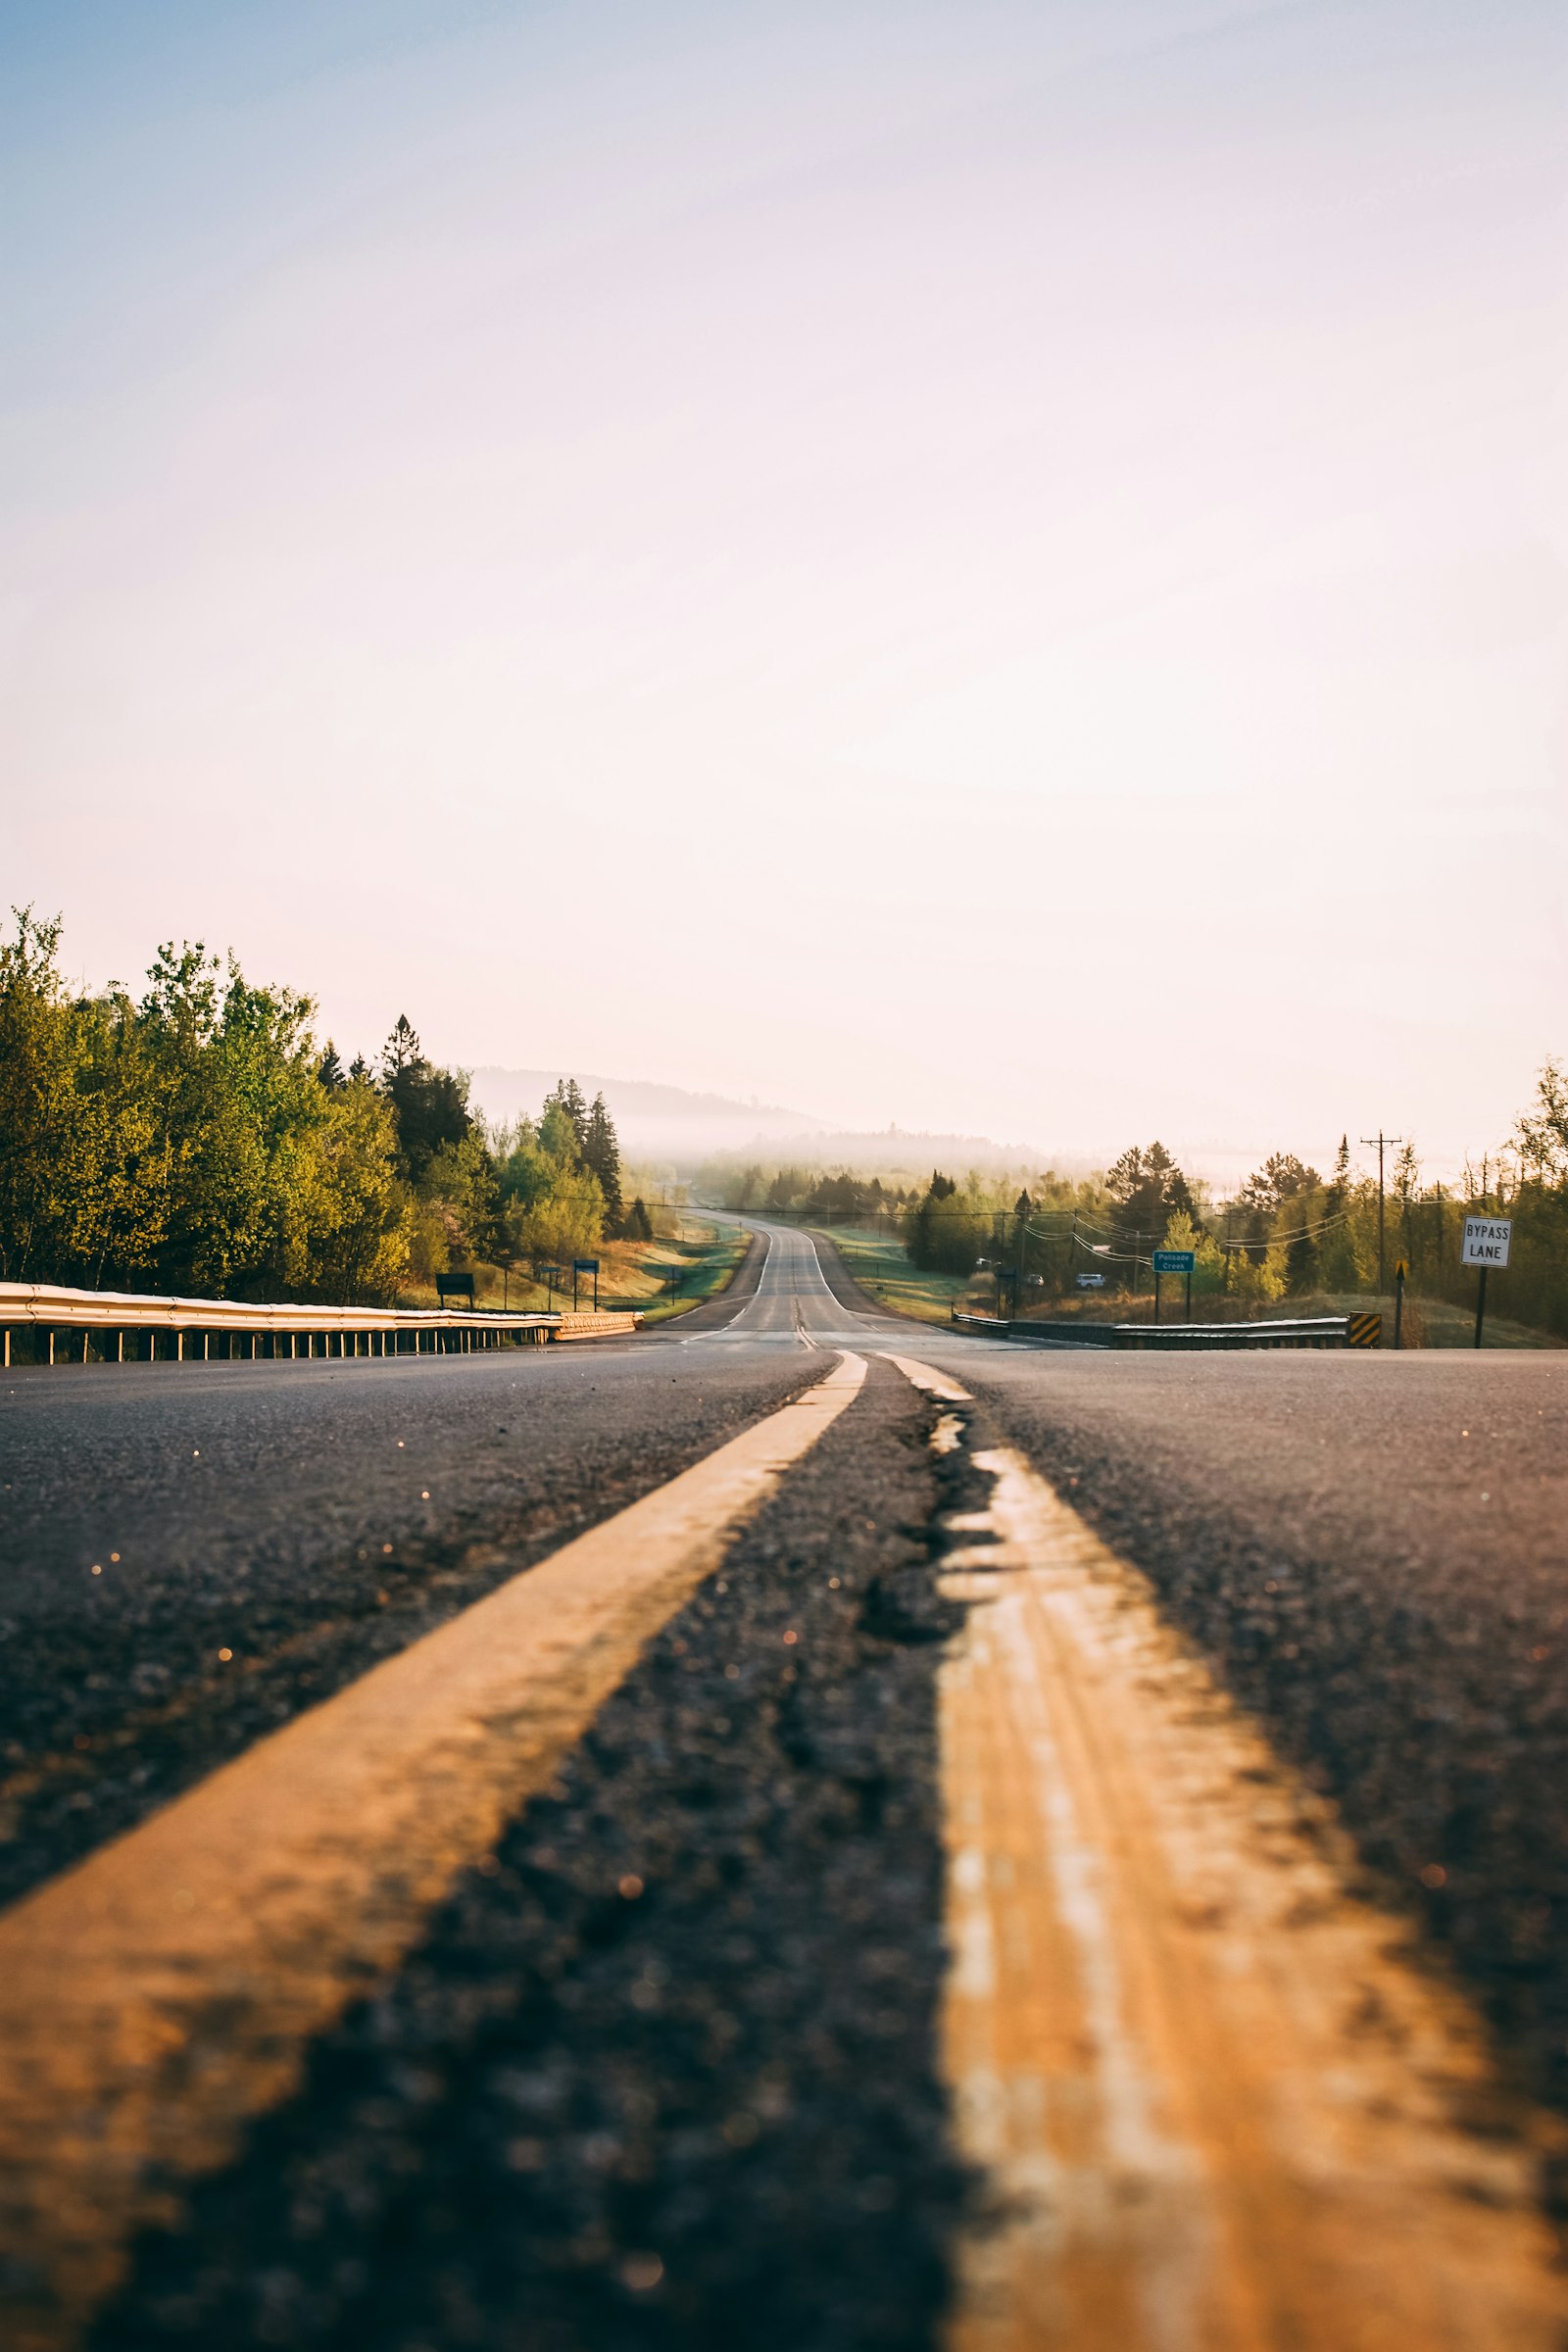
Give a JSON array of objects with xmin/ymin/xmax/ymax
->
[{"xmin": 1360, "ymin": 1131, "xmax": 1402, "ymax": 1298}]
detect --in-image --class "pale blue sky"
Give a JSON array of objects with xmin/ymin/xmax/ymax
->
[{"xmin": 5, "ymin": 0, "xmax": 1564, "ymax": 1173}]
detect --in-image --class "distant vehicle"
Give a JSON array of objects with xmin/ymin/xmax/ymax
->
[{"xmin": 1076, "ymin": 1272, "xmax": 1106, "ymax": 1289}]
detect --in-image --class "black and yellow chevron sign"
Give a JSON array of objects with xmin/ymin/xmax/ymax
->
[{"xmin": 1347, "ymin": 1312, "xmax": 1382, "ymax": 1348}]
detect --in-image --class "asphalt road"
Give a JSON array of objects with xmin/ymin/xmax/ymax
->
[{"xmin": 5, "ymin": 1223, "xmax": 1568, "ymax": 2344}]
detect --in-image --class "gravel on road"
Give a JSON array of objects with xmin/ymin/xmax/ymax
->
[
  {"xmin": 87, "ymin": 1359, "xmax": 976, "ymax": 2352},
  {"xmin": 0, "ymin": 1338, "xmax": 812, "ymax": 1910}
]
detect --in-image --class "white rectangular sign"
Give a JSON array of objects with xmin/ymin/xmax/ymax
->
[{"xmin": 1461, "ymin": 1216, "xmax": 1512, "ymax": 1268}]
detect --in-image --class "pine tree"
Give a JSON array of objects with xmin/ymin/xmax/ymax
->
[
  {"xmin": 542, "ymin": 1078, "xmax": 589, "ymax": 1153},
  {"xmin": 318, "ymin": 1042, "xmax": 346, "ymax": 1090},
  {"xmin": 627, "ymin": 1197, "xmax": 654, "ymax": 1242},
  {"xmin": 1286, "ymin": 1218, "xmax": 1317, "ymax": 1294},
  {"xmin": 380, "ymin": 1015, "xmax": 420, "ymax": 1078},
  {"xmin": 582, "ymin": 1092, "xmax": 623, "ymax": 1232}
]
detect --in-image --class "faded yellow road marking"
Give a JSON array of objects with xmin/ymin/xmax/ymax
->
[
  {"xmin": 0, "ymin": 1351, "xmax": 866, "ymax": 2352},
  {"xmin": 887, "ymin": 1355, "xmax": 1568, "ymax": 2351},
  {"xmin": 880, "ymin": 1352, "xmax": 972, "ymax": 1404}
]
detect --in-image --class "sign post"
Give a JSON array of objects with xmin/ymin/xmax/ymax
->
[
  {"xmin": 1152, "ymin": 1249, "xmax": 1196, "ymax": 1325},
  {"xmin": 1461, "ymin": 1218, "xmax": 1511, "ymax": 1349},
  {"xmin": 1393, "ymin": 1257, "xmax": 1407, "ymax": 1351},
  {"xmin": 573, "ymin": 1256, "xmax": 601, "ymax": 1312}
]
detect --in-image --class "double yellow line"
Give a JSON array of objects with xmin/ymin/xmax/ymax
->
[{"xmin": 4, "ymin": 1346, "xmax": 1565, "ymax": 2350}]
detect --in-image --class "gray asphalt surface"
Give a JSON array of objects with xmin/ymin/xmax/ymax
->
[
  {"xmin": 0, "ymin": 1230, "xmax": 809, "ymax": 1907},
  {"xmin": 6, "ymin": 1220, "xmax": 1568, "ymax": 2341}
]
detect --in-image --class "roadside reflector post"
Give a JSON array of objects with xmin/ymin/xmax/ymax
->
[
  {"xmin": 1461, "ymin": 1217, "xmax": 1511, "ymax": 1352},
  {"xmin": 1394, "ymin": 1258, "xmax": 1407, "ymax": 1350}
]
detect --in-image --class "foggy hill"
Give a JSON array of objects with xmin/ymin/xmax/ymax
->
[{"xmin": 467, "ymin": 1068, "xmax": 829, "ymax": 1162}]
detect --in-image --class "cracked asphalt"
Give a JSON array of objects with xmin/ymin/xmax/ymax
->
[{"xmin": 6, "ymin": 1218, "xmax": 1568, "ymax": 2341}]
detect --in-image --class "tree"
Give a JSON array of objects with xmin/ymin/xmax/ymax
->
[
  {"xmin": 724, "ymin": 1164, "xmax": 764, "ymax": 1211},
  {"xmin": 1105, "ymin": 1143, "xmax": 1197, "ymax": 1282},
  {"xmin": 294, "ymin": 1078, "xmax": 411, "ymax": 1302},
  {"xmin": 1317, "ymin": 1135, "xmax": 1363, "ymax": 1293},
  {"xmin": 318, "ymin": 1042, "xmax": 346, "ymax": 1090},
  {"xmin": 1517, "ymin": 1061, "xmax": 1568, "ymax": 1183},
  {"xmin": 1285, "ymin": 1216, "xmax": 1318, "ymax": 1295},
  {"xmin": 1163, "ymin": 1205, "xmax": 1226, "ymax": 1297},
  {"xmin": 905, "ymin": 1171, "xmax": 986, "ymax": 1275},
  {"xmin": 544, "ymin": 1077, "xmax": 589, "ymax": 1154},
  {"xmin": 421, "ymin": 1130, "xmax": 501, "ymax": 1267},
  {"xmin": 1233, "ymin": 1151, "xmax": 1321, "ymax": 1276},
  {"xmin": 626, "ymin": 1197, "xmax": 654, "ymax": 1242},
  {"xmin": 808, "ymin": 1171, "xmax": 869, "ymax": 1223},
  {"xmin": 379, "ymin": 1015, "xmax": 420, "ymax": 1077},
  {"xmin": 515, "ymin": 1164, "xmax": 604, "ymax": 1264},
  {"xmin": 383, "ymin": 1055, "xmax": 472, "ymax": 1185},
  {"xmin": 582, "ymin": 1093, "xmax": 623, "ymax": 1232},
  {"xmin": 1393, "ymin": 1140, "xmax": 1420, "ymax": 1272},
  {"xmin": 0, "ymin": 913, "xmax": 418, "ymax": 1300},
  {"xmin": 1238, "ymin": 1153, "xmax": 1320, "ymax": 1216},
  {"xmin": 1324, "ymin": 1135, "xmax": 1351, "ymax": 1212},
  {"xmin": 0, "ymin": 908, "xmax": 156, "ymax": 1283},
  {"xmin": 538, "ymin": 1100, "xmax": 579, "ymax": 1167}
]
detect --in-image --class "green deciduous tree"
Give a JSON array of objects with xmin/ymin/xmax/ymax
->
[{"xmin": 0, "ymin": 911, "xmax": 415, "ymax": 1302}]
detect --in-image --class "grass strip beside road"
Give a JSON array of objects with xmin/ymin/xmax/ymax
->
[
  {"xmin": 808, "ymin": 1223, "xmax": 969, "ymax": 1325},
  {"xmin": 620, "ymin": 1216, "xmax": 754, "ymax": 1325}
]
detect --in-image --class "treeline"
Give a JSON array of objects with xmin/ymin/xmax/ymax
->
[
  {"xmin": 717, "ymin": 1076, "xmax": 1568, "ymax": 1338},
  {"xmin": 0, "ymin": 912, "xmax": 652, "ymax": 1301},
  {"xmin": 716, "ymin": 1165, "xmax": 908, "ymax": 1223}
]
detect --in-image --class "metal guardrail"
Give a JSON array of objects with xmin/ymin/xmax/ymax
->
[
  {"xmin": 551, "ymin": 1311, "xmax": 643, "ymax": 1343},
  {"xmin": 952, "ymin": 1310, "xmax": 1379, "ymax": 1351},
  {"xmin": 0, "ymin": 1282, "xmax": 642, "ymax": 1365}
]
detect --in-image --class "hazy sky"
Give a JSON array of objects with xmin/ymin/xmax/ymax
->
[{"xmin": 5, "ymin": 0, "xmax": 1564, "ymax": 1175}]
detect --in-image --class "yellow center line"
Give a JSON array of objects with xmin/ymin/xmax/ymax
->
[
  {"xmin": 0, "ymin": 1351, "xmax": 866, "ymax": 2352},
  {"xmin": 885, "ymin": 1353, "xmax": 1568, "ymax": 2351},
  {"xmin": 879, "ymin": 1351, "xmax": 972, "ymax": 1404}
]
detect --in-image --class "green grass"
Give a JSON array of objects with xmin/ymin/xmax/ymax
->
[
  {"xmin": 808, "ymin": 1224, "xmax": 971, "ymax": 1325},
  {"xmin": 617, "ymin": 1217, "xmax": 752, "ymax": 1325}
]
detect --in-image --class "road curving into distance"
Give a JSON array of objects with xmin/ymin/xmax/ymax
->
[{"xmin": 2, "ymin": 1220, "xmax": 1567, "ymax": 2349}]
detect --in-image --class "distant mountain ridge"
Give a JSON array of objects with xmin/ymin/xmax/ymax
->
[
  {"xmin": 467, "ymin": 1067, "xmax": 830, "ymax": 1161},
  {"xmin": 467, "ymin": 1068, "xmax": 1062, "ymax": 1173}
]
